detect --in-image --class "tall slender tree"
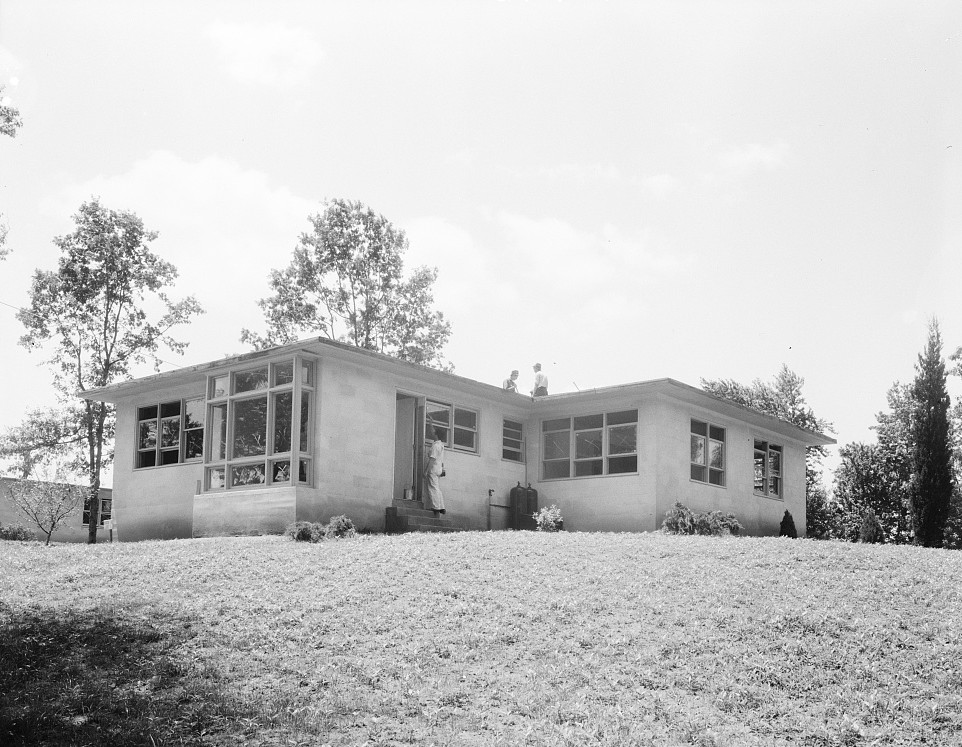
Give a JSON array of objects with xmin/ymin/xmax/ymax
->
[
  {"xmin": 909, "ymin": 319, "xmax": 954, "ymax": 547},
  {"xmin": 17, "ymin": 199, "xmax": 203, "ymax": 542}
]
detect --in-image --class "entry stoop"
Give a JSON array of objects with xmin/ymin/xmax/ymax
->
[{"xmin": 385, "ymin": 499, "xmax": 457, "ymax": 533}]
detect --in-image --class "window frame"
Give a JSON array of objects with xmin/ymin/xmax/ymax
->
[
  {"xmin": 135, "ymin": 399, "xmax": 206, "ymax": 469},
  {"xmin": 690, "ymin": 418, "xmax": 726, "ymax": 487},
  {"xmin": 540, "ymin": 410, "xmax": 638, "ymax": 480},
  {"xmin": 82, "ymin": 494, "xmax": 112, "ymax": 526},
  {"xmin": 753, "ymin": 438, "xmax": 783, "ymax": 499},
  {"xmin": 204, "ymin": 356, "xmax": 316, "ymax": 492},
  {"xmin": 424, "ymin": 400, "xmax": 479, "ymax": 454},
  {"xmin": 502, "ymin": 418, "xmax": 525, "ymax": 463}
]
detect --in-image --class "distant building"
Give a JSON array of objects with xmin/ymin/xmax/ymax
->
[
  {"xmin": 0, "ymin": 477, "xmax": 113, "ymax": 543},
  {"xmin": 77, "ymin": 337, "xmax": 834, "ymax": 541}
]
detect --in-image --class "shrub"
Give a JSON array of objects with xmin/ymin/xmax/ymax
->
[
  {"xmin": 532, "ymin": 505, "xmax": 563, "ymax": 532},
  {"xmin": 779, "ymin": 510, "xmax": 798, "ymax": 539},
  {"xmin": 859, "ymin": 509, "xmax": 884, "ymax": 544},
  {"xmin": 285, "ymin": 521, "xmax": 320, "ymax": 542},
  {"xmin": 0, "ymin": 523, "xmax": 36, "ymax": 542},
  {"xmin": 323, "ymin": 515, "xmax": 357, "ymax": 539},
  {"xmin": 663, "ymin": 502, "xmax": 742, "ymax": 537}
]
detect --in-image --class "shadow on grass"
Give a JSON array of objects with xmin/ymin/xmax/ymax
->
[{"xmin": 0, "ymin": 605, "xmax": 241, "ymax": 746}]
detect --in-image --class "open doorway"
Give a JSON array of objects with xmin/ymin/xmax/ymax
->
[{"xmin": 393, "ymin": 393, "xmax": 425, "ymax": 501}]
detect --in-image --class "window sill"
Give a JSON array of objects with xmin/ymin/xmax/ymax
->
[
  {"xmin": 540, "ymin": 471, "xmax": 639, "ymax": 482},
  {"xmin": 689, "ymin": 478, "xmax": 727, "ymax": 489}
]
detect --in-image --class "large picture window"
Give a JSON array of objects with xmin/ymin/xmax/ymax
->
[
  {"xmin": 691, "ymin": 419, "xmax": 725, "ymax": 486},
  {"xmin": 754, "ymin": 439, "xmax": 782, "ymax": 498},
  {"xmin": 136, "ymin": 398, "xmax": 205, "ymax": 468},
  {"xmin": 541, "ymin": 410, "xmax": 637, "ymax": 480},
  {"xmin": 205, "ymin": 357, "xmax": 315, "ymax": 491},
  {"xmin": 425, "ymin": 401, "xmax": 479, "ymax": 453}
]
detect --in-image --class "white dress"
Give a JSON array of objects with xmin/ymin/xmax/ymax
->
[{"xmin": 424, "ymin": 439, "xmax": 445, "ymax": 511}]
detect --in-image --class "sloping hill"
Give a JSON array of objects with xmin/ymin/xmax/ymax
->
[{"xmin": 2, "ymin": 532, "xmax": 960, "ymax": 745}]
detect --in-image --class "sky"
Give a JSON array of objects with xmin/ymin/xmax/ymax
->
[{"xmin": 1, "ymin": 1, "xmax": 961, "ymax": 487}]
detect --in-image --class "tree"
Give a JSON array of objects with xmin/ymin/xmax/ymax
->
[
  {"xmin": 17, "ymin": 198, "xmax": 203, "ymax": 543},
  {"xmin": 832, "ymin": 441, "xmax": 907, "ymax": 542},
  {"xmin": 0, "ymin": 83, "xmax": 22, "ymax": 261},
  {"xmin": 7, "ymin": 476, "xmax": 83, "ymax": 546},
  {"xmin": 701, "ymin": 364, "xmax": 835, "ymax": 534},
  {"xmin": 241, "ymin": 198, "xmax": 452, "ymax": 370},
  {"xmin": 909, "ymin": 319, "xmax": 954, "ymax": 547},
  {"xmin": 0, "ymin": 406, "xmax": 90, "ymax": 480}
]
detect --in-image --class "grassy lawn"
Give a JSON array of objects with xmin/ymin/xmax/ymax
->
[{"xmin": 1, "ymin": 531, "xmax": 961, "ymax": 746}]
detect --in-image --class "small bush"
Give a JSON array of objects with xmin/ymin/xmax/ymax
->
[
  {"xmin": 285, "ymin": 521, "xmax": 321, "ymax": 542},
  {"xmin": 779, "ymin": 510, "xmax": 798, "ymax": 538},
  {"xmin": 323, "ymin": 515, "xmax": 357, "ymax": 539},
  {"xmin": 532, "ymin": 505, "xmax": 563, "ymax": 532},
  {"xmin": 859, "ymin": 509, "xmax": 884, "ymax": 544},
  {"xmin": 0, "ymin": 523, "xmax": 36, "ymax": 542},
  {"xmin": 663, "ymin": 502, "xmax": 742, "ymax": 537},
  {"xmin": 662, "ymin": 502, "xmax": 696, "ymax": 534}
]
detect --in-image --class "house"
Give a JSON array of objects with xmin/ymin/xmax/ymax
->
[
  {"xmin": 0, "ymin": 476, "xmax": 114, "ymax": 543},
  {"xmin": 77, "ymin": 337, "xmax": 835, "ymax": 542}
]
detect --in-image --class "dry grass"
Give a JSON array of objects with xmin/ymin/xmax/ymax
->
[{"xmin": 2, "ymin": 531, "xmax": 961, "ymax": 746}]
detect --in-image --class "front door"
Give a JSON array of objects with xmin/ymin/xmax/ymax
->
[{"xmin": 393, "ymin": 394, "xmax": 426, "ymax": 501}]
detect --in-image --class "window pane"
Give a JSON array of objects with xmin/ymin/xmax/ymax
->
[
  {"xmin": 231, "ymin": 463, "xmax": 266, "ymax": 487},
  {"xmin": 160, "ymin": 417, "xmax": 180, "ymax": 448},
  {"xmin": 299, "ymin": 392, "xmax": 311, "ymax": 452},
  {"xmin": 273, "ymin": 361, "xmax": 294, "ymax": 386},
  {"xmin": 691, "ymin": 434, "xmax": 706, "ymax": 465},
  {"xmin": 301, "ymin": 361, "xmax": 314, "ymax": 387},
  {"xmin": 298, "ymin": 459, "xmax": 310, "ymax": 483},
  {"xmin": 543, "ymin": 431, "xmax": 570, "ymax": 460},
  {"xmin": 504, "ymin": 419, "xmax": 522, "ymax": 433},
  {"xmin": 138, "ymin": 405, "xmax": 157, "ymax": 421},
  {"xmin": 754, "ymin": 449, "xmax": 766, "ymax": 492},
  {"xmin": 273, "ymin": 391, "xmax": 293, "ymax": 455},
  {"xmin": 232, "ymin": 396, "xmax": 268, "ymax": 457},
  {"xmin": 160, "ymin": 449, "xmax": 179, "ymax": 466},
  {"xmin": 575, "ymin": 430, "xmax": 603, "ymax": 459},
  {"xmin": 184, "ymin": 429, "xmax": 204, "ymax": 460},
  {"xmin": 184, "ymin": 398, "xmax": 205, "ymax": 429},
  {"xmin": 271, "ymin": 460, "xmax": 291, "ymax": 483},
  {"xmin": 138, "ymin": 451, "xmax": 157, "ymax": 469},
  {"xmin": 608, "ymin": 455, "xmax": 637, "ymax": 474},
  {"xmin": 210, "ymin": 403, "xmax": 227, "ymax": 461},
  {"xmin": 608, "ymin": 425, "xmax": 637, "ymax": 455},
  {"xmin": 769, "ymin": 448, "xmax": 782, "ymax": 475},
  {"xmin": 453, "ymin": 428, "xmax": 476, "ymax": 450},
  {"xmin": 160, "ymin": 401, "xmax": 181, "ymax": 418},
  {"xmin": 138, "ymin": 420, "xmax": 157, "ymax": 450},
  {"xmin": 573, "ymin": 414, "xmax": 604, "ymax": 430},
  {"xmin": 543, "ymin": 460, "xmax": 570, "ymax": 479},
  {"xmin": 543, "ymin": 418, "xmax": 570, "ymax": 432},
  {"xmin": 691, "ymin": 420, "xmax": 707, "ymax": 437},
  {"xmin": 426, "ymin": 402, "xmax": 450, "ymax": 426},
  {"xmin": 234, "ymin": 367, "xmax": 269, "ymax": 394},
  {"xmin": 574, "ymin": 459, "xmax": 604, "ymax": 477},
  {"xmin": 691, "ymin": 464, "xmax": 706, "ymax": 482},
  {"xmin": 607, "ymin": 410, "xmax": 638, "ymax": 425},
  {"xmin": 100, "ymin": 499, "xmax": 112, "ymax": 521},
  {"xmin": 208, "ymin": 467, "xmax": 225, "ymax": 489},
  {"xmin": 454, "ymin": 408, "xmax": 477, "ymax": 429},
  {"xmin": 708, "ymin": 468, "xmax": 725, "ymax": 486},
  {"xmin": 503, "ymin": 448, "xmax": 523, "ymax": 462},
  {"xmin": 709, "ymin": 425, "xmax": 725, "ymax": 442},
  {"xmin": 769, "ymin": 476, "xmax": 781, "ymax": 496},
  {"xmin": 211, "ymin": 375, "xmax": 229, "ymax": 398},
  {"xmin": 709, "ymin": 439, "xmax": 724, "ymax": 469}
]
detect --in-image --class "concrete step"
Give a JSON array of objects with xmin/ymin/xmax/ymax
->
[{"xmin": 385, "ymin": 505, "xmax": 456, "ymax": 534}]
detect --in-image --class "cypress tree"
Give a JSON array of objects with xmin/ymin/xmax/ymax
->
[{"xmin": 909, "ymin": 320, "xmax": 954, "ymax": 547}]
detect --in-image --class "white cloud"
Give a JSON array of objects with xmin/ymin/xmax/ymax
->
[
  {"xmin": 48, "ymin": 151, "xmax": 317, "ymax": 364},
  {"xmin": 639, "ymin": 172, "xmax": 681, "ymax": 196},
  {"xmin": 206, "ymin": 21, "xmax": 322, "ymax": 88},
  {"xmin": 718, "ymin": 142, "xmax": 790, "ymax": 174}
]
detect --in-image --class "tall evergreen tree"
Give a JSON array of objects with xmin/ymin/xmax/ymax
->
[{"xmin": 909, "ymin": 320, "xmax": 954, "ymax": 547}]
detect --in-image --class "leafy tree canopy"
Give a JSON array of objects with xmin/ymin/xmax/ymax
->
[
  {"xmin": 17, "ymin": 198, "xmax": 203, "ymax": 541},
  {"xmin": 242, "ymin": 198, "xmax": 452, "ymax": 370},
  {"xmin": 0, "ymin": 83, "xmax": 22, "ymax": 261}
]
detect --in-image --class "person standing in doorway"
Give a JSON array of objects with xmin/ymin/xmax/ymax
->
[
  {"xmin": 503, "ymin": 369, "xmax": 520, "ymax": 392},
  {"xmin": 424, "ymin": 426, "xmax": 446, "ymax": 516},
  {"xmin": 532, "ymin": 362, "xmax": 549, "ymax": 397}
]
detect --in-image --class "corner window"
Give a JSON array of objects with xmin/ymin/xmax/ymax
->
[
  {"xmin": 83, "ymin": 495, "xmax": 112, "ymax": 526},
  {"xmin": 754, "ymin": 440, "xmax": 782, "ymax": 498},
  {"xmin": 691, "ymin": 419, "xmax": 725, "ymax": 486},
  {"xmin": 136, "ymin": 398, "xmax": 205, "ymax": 468},
  {"xmin": 425, "ymin": 401, "xmax": 478, "ymax": 453},
  {"xmin": 541, "ymin": 410, "xmax": 637, "ymax": 480},
  {"xmin": 204, "ymin": 357, "xmax": 315, "ymax": 491},
  {"xmin": 502, "ymin": 419, "xmax": 524, "ymax": 462}
]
